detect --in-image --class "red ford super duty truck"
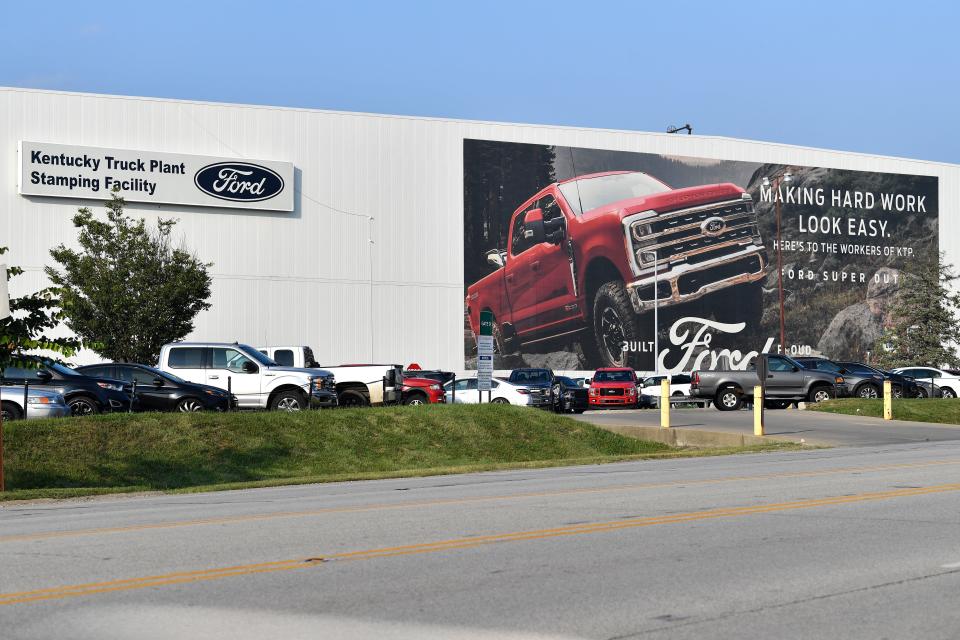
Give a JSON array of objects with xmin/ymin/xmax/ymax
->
[{"xmin": 465, "ymin": 171, "xmax": 768, "ymax": 368}]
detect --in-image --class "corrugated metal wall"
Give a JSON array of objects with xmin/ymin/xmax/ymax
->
[{"xmin": 2, "ymin": 87, "xmax": 958, "ymax": 369}]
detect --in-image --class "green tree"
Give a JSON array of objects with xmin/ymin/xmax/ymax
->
[
  {"xmin": 873, "ymin": 252, "xmax": 960, "ymax": 368},
  {"xmin": 0, "ymin": 247, "xmax": 81, "ymax": 372},
  {"xmin": 45, "ymin": 188, "xmax": 213, "ymax": 364}
]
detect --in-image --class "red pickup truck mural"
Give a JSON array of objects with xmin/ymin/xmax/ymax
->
[{"xmin": 465, "ymin": 171, "xmax": 768, "ymax": 369}]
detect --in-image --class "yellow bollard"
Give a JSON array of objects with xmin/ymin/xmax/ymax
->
[
  {"xmin": 660, "ymin": 378, "xmax": 670, "ymax": 428},
  {"xmin": 754, "ymin": 385, "xmax": 764, "ymax": 436},
  {"xmin": 883, "ymin": 379, "xmax": 892, "ymax": 420}
]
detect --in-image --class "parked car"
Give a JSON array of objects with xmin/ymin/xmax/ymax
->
[
  {"xmin": 0, "ymin": 386, "xmax": 70, "ymax": 420},
  {"xmin": 552, "ymin": 376, "xmax": 589, "ymax": 413},
  {"xmin": 443, "ymin": 377, "xmax": 541, "ymax": 407},
  {"xmin": 834, "ymin": 361, "xmax": 922, "ymax": 399},
  {"xmin": 795, "ymin": 357, "xmax": 907, "ymax": 399},
  {"xmin": 891, "ymin": 366, "xmax": 960, "ymax": 399},
  {"xmin": 640, "ymin": 374, "xmax": 692, "ymax": 398},
  {"xmin": 465, "ymin": 171, "xmax": 768, "ymax": 368},
  {"xmin": 401, "ymin": 376, "xmax": 446, "ymax": 405},
  {"xmin": 158, "ymin": 343, "xmax": 337, "ymax": 410},
  {"xmin": 0, "ymin": 356, "xmax": 131, "ymax": 415},
  {"xmin": 589, "ymin": 367, "xmax": 641, "ymax": 409},
  {"xmin": 506, "ymin": 368, "xmax": 555, "ymax": 408},
  {"xmin": 77, "ymin": 363, "xmax": 235, "ymax": 412},
  {"xmin": 256, "ymin": 346, "xmax": 402, "ymax": 408},
  {"xmin": 691, "ymin": 354, "xmax": 843, "ymax": 411}
]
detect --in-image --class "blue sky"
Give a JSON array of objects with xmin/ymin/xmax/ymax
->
[{"xmin": 3, "ymin": 0, "xmax": 959, "ymax": 163}]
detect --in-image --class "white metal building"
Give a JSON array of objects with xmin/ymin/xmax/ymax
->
[{"xmin": 2, "ymin": 86, "xmax": 958, "ymax": 370}]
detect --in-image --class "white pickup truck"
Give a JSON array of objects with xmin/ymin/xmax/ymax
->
[
  {"xmin": 257, "ymin": 346, "xmax": 403, "ymax": 408},
  {"xmin": 158, "ymin": 342, "xmax": 338, "ymax": 410}
]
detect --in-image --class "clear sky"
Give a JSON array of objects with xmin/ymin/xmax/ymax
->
[{"xmin": 3, "ymin": 0, "xmax": 959, "ymax": 163}]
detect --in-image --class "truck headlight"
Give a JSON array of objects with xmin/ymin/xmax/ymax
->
[{"xmin": 430, "ymin": 384, "xmax": 441, "ymax": 391}]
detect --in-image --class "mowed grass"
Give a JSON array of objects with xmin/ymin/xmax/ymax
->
[
  {"xmin": 0, "ymin": 405, "xmax": 685, "ymax": 501},
  {"xmin": 809, "ymin": 398, "xmax": 960, "ymax": 424}
]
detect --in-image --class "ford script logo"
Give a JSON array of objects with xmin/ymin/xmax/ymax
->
[
  {"xmin": 701, "ymin": 216, "xmax": 726, "ymax": 237},
  {"xmin": 194, "ymin": 162, "xmax": 285, "ymax": 203}
]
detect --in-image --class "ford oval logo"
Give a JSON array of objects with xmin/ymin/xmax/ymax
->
[
  {"xmin": 194, "ymin": 162, "xmax": 284, "ymax": 203},
  {"xmin": 701, "ymin": 216, "xmax": 726, "ymax": 237}
]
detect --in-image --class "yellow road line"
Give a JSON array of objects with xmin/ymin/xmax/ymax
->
[
  {"xmin": 2, "ymin": 458, "xmax": 958, "ymax": 544},
  {"xmin": 2, "ymin": 481, "xmax": 959, "ymax": 607}
]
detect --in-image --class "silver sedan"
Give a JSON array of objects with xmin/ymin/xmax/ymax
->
[{"xmin": 0, "ymin": 386, "xmax": 71, "ymax": 420}]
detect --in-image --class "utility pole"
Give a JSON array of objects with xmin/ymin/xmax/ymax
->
[{"xmin": 762, "ymin": 173, "xmax": 791, "ymax": 353}]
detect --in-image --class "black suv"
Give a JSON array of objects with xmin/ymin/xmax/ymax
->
[
  {"xmin": 77, "ymin": 363, "xmax": 236, "ymax": 412},
  {"xmin": 506, "ymin": 368, "xmax": 554, "ymax": 408},
  {"xmin": 552, "ymin": 376, "xmax": 589, "ymax": 414},
  {"xmin": 0, "ymin": 357, "xmax": 131, "ymax": 415}
]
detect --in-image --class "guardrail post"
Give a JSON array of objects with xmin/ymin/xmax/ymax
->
[
  {"xmin": 660, "ymin": 379, "xmax": 670, "ymax": 428},
  {"xmin": 754, "ymin": 385, "xmax": 764, "ymax": 436},
  {"xmin": 130, "ymin": 381, "xmax": 136, "ymax": 413},
  {"xmin": 23, "ymin": 382, "xmax": 28, "ymax": 420},
  {"xmin": 883, "ymin": 379, "xmax": 892, "ymax": 420}
]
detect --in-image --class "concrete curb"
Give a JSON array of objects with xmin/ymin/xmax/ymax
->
[{"xmin": 596, "ymin": 424, "xmax": 795, "ymax": 448}]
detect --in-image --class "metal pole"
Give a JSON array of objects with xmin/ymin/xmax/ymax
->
[
  {"xmin": 22, "ymin": 382, "xmax": 28, "ymax": 420},
  {"xmin": 227, "ymin": 376, "xmax": 232, "ymax": 411},
  {"xmin": 0, "ymin": 381, "xmax": 5, "ymax": 492},
  {"xmin": 653, "ymin": 249, "xmax": 659, "ymax": 376},
  {"xmin": 129, "ymin": 381, "xmax": 136, "ymax": 413},
  {"xmin": 775, "ymin": 179, "xmax": 786, "ymax": 354}
]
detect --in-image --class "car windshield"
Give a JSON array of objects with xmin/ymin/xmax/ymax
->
[
  {"xmin": 238, "ymin": 345, "xmax": 278, "ymax": 366},
  {"xmin": 44, "ymin": 361, "xmax": 83, "ymax": 377},
  {"xmin": 555, "ymin": 376, "xmax": 577, "ymax": 387},
  {"xmin": 558, "ymin": 172, "xmax": 669, "ymax": 215},
  {"xmin": 139, "ymin": 365, "xmax": 186, "ymax": 384},
  {"xmin": 510, "ymin": 370, "xmax": 551, "ymax": 384},
  {"xmin": 839, "ymin": 362, "xmax": 877, "ymax": 375},
  {"xmin": 799, "ymin": 359, "xmax": 842, "ymax": 373},
  {"xmin": 594, "ymin": 370, "xmax": 634, "ymax": 383}
]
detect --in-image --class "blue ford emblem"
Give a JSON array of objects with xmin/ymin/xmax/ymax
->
[
  {"xmin": 194, "ymin": 162, "xmax": 284, "ymax": 202},
  {"xmin": 701, "ymin": 216, "xmax": 726, "ymax": 236}
]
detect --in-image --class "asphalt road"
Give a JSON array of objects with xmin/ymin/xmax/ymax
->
[
  {"xmin": 576, "ymin": 406, "xmax": 960, "ymax": 446},
  {"xmin": 4, "ymin": 441, "xmax": 960, "ymax": 638}
]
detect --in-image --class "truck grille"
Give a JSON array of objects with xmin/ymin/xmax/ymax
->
[
  {"xmin": 602, "ymin": 388, "xmax": 624, "ymax": 396},
  {"xmin": 633, "ymin": 199, "xmax": 760, "ymax": 264}
]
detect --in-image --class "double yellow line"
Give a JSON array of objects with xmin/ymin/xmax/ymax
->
[
  {"xmin": 3, "ymin": 481, "xmax": 959, "ymax": 607},
  {"xmin": 3, "ymin": 458, "xmax": 958, "ymax": 545}
]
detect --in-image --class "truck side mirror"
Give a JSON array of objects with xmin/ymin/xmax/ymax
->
[
  {"xmin": 524, "ymin": 208, "xmax": 546, "ymax": 244},
  {"xmin": 242, "ymin": 361, "xmax": 258, "ymax": 374},
  {"xmin": 543, "ymin": 216, "xmax": 565, "ymax": 245},
  {"xmin": 486, "ymin": 249, "xmax": 505, "ymax": 269}
]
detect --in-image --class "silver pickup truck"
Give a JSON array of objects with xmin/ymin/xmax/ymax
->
[{"xmin": 690, "ymin": 354, "xmax": 845, "ymax": 411}]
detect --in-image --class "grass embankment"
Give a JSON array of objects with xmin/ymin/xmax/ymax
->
[
  {"xmin": 1, "ymin": 405, "xmax": 798, "ymax": 501},
  {"xmin": 809, "ymin": 398, "xmax": 960, "ymax": 424}
]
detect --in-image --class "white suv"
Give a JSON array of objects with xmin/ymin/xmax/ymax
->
[
  {"xmin": 892, "ymin": 366, "xmax": 960, "ymax": 399},
  {"xmin": 158, "ymin": 343, "xmax": 337, "ymax": 410}
]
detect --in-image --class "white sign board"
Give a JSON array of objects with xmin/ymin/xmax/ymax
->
[
  {"xmin": 0, "ymin": 265, "xmax": 9, "ymax": 321},
  {"xmin": 477, "ymin": 336, "xmax": 494, "ymax": 392},
  {"xmin": 19, "ymin": 141, "xmax": 294, "ymax": 212}
]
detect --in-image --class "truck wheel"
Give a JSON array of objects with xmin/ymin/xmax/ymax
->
[
  {"xmin": 403, "ymin": 393, "xmax": 428, "ymax": 406},
  {"xmin": 809, "ymin": 385, "xmax": 834, "ymax": 403},
  {"xmin": 338, "ymin": 389, "xmax": 369, "ymax": 408},
  {"xmin": 270, "ymin": 390, "xmax": 306, "ymax": 411},
  {"xmin": 714, "ymin": 388, "xmax": 742, "ymax": 411},
  {"xmin": 592, "ymin": 281, "xmax": 644, "ymax": 369},
  {"xmin": 857, "ymin": 384, "xmax": 880, "ymax": 399},
  {"xmin": 1, "ymin": 401, "xmax": 22, "ymax": 421}
]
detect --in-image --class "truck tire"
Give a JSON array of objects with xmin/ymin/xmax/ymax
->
[
  {"xmin": 591, "ymin": 281, "xmax": 644, "ymax": 369},
  {"xmin": 1, "ymin": 401, "xmax": 22, "ymax": 421},
  {"xmin": 808, "ymin": 385, "xmax": 834, "ymax": 403},
  {"xmin": 338, "ymin": 389, "xmax": 369, "ymax": 408},
  {"xmin": 270, "ymin": 389, "xmax": 306, "ymax": 411},
  {"xmin": 403, "ymin": 393, "xmax": 428, "ymax": 406},
  {"xmin": 714, "ymin": 387, "xmax": 742, "ymax": 411},
  {"xmin": 856, "ymin": 384, "xmax": 880, "ymax": 399}
]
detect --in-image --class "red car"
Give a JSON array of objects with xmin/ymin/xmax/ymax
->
[
  {"xmin": 465, "ymin": 171, "xmax": 767, "ymax": 368},
  {"xmin": 402, "ymin": 377, "xmax": 446, "ymax": 405},
  {"xmin": 588, "ymin": 367, "xmax": 640, "ymax": 408}
]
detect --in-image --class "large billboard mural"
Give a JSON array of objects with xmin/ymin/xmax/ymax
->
[{"xmin": 463, "ymin": 139, "xmax": 939, "ymax": 373}]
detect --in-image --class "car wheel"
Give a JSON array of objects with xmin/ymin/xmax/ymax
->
[
  {"xmin": 714, "ymin": 388, "xmax": 741, "ymax": 411},
  {"xmin": 857, "ymin": 384, "xmax": 880, "ymax": 399},
  {"xmin": 177, "ymin": 397, "xmax": 205, "ymax": 412},
  {"xmin": 941, "ymin": 387, "xmax": 956, "ymax": 399},
  {"xmin": 404, "ymin": 394, "xmax": 427, "ymax": 406},
  {"xmin": 592, "ymin": 281, "xmax": 644, "ymax": 369},
  {"xmin": 491, "ymin": 397, "xmax": 509, "ymax": 405},
  {"xmin": 271, "ymin": 390, "xmax": 305, "ymax": 411},
  {"xmin": 338, "ymin": 390, "xmax": 369, "ymax": 408},
  {"xmin": 68, "ymin": 396, "xmax": 99, "ymax": 416},
  {"xmin": 1, "ymin": 401, "xmax": 22, "ymax": 421},
  {"xmin": 809, "ymin": 385, "xmax": 835, "ymax": 403}
]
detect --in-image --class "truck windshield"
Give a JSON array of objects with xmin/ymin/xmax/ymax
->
[
  {"xmin": 558, "ymin": 172, "xmax": 668, "ymax": 215},
  {"xmin": 238, "ymin": 344, "xmax": 279, "ymax": 367},
  {"xmin": 594, "ymin": 370, "xmax": 634, "ymax": 383},
  {"xmin": 510, "ymin": 370, "xmax": 551, "ymax": 384}
]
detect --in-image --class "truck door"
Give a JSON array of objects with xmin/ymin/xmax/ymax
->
[
  {"xmin": 533, "ymin": 193, "xmax": 578, "ymax": 327},
  {"xmin": 505, "ymin": 208, "xmax": 544, "ymax": 334},
  {"xmin": 166, "ymin": 346, "xmax": 207, "ymax": 386},
  {"xmin": 208, "ymin": 347, "xmax": 262, "ymax": 408},
  {"xmin": 765, "ymin": 355, "xmax": 806, "ymax": 398}
]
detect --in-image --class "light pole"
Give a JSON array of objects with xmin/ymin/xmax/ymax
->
[
  {"xmin": 641, "ymin": 250, "xmax": 659, "ymax": 375},
  {"xmin": 762, "ymin": 172, "xmax": 791, "ymax": 354}
]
